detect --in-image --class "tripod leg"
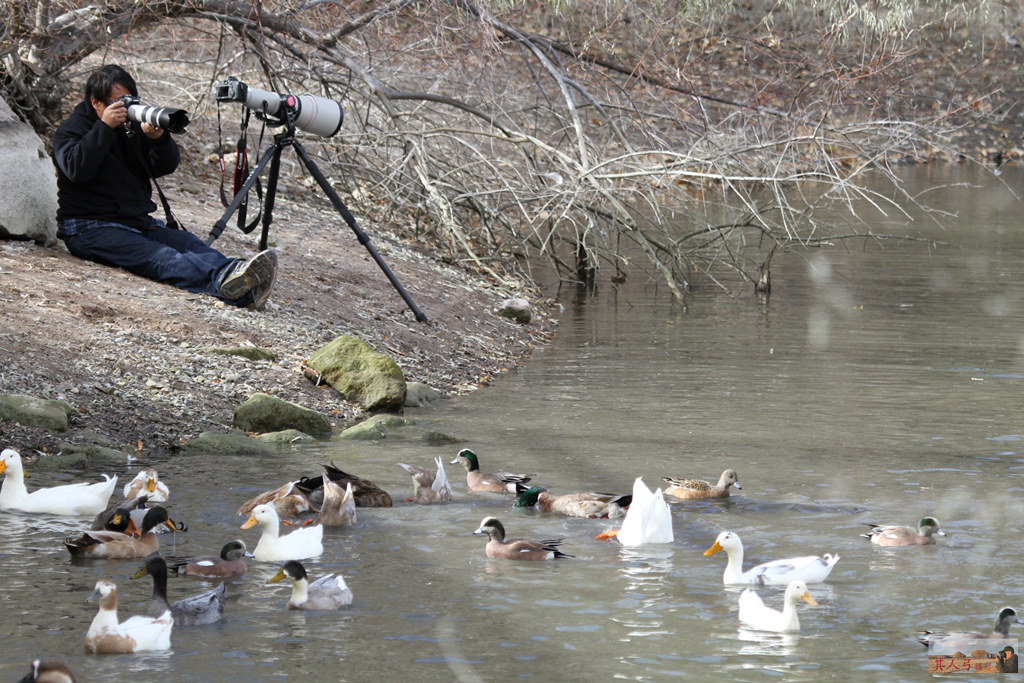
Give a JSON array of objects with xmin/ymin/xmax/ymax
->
[
  {"xmin": 259, "ymin": 143, "xmax": 284, "ymax": 251},
  {"xmin": 206, "ymin": 143, "xmax": 282, "ymax": 246},
  {"xmin": 291, "ymin": 141, "xmax": 429, "ymax": 323}
]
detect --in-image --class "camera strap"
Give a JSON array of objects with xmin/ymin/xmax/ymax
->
[
  {"xmin": 128, "ymin": 126, "xmax": 182, "ymax": 231},
  {"xmin": 217, "ymin": 107, "xmax": 263, "ymax": 234}
]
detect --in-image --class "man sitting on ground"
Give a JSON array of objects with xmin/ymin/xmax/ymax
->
[{"xmin": 52, "ymin": 63, "xmax": 276, "ymax": 308}]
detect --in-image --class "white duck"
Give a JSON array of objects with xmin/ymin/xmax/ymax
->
[
  {"xmin": 241, "ymin": 502, "xmax": 323, "ymax": 562},
  {"xmin": 267, "ymin": 560, "xmax": 353, "ymax": 610},
  {"xmin": 617, "ymin": 477, "xmax": 673, "ymax": 545},
  {"xmin": 595, "ymin": 477, "xmax": 674, "ymax": 546},
  {"xmin": 122, "ymin": 468, "xmax": 169, "ymax": 503},
  {"xmin": 84, "ymin": 578, "xmax": 172, "ymax": 653},
  {"xmin": 398, "ymin": 455, "xmax": 453, "ymax": 504},
  {"xmin": 0, "ymin": 449, "xmax": 116, "ymax": 516},
  {"xmin": 703, "ymin": 531, "xmax": 839, "ymax": 585},
  {"xmin": 738, "ymin": 580, "xmax": 818, "ymax": 633}
]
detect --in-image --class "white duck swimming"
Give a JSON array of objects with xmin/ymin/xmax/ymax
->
[
  {"xmin": 0, "ymin": 449, "xmax": 116, "ymax": 516},
  {"xmin": 267, "ymin": 560, "xmax": 353, "ymax": 610},
  {"xmin": 84, "ymin": 578, "xmax": 172, "ymax": 654},
  {"xmin": 241, "ymin": 502, "xmax": 323, "ymax": 562},
  {"xmin": 595, "ymin": 477, "xmax": 674, "ymax": 545},
  {"xmin": 122, "ymin": 468, "xmax": 169, "ymax": 503},
  {"xmin": 703, "ymin": 530, "xmax": 839, "ymax": 585},
  {"xmin": 738, "ymin": 580, "xmax": 818, "ymax": 633}
]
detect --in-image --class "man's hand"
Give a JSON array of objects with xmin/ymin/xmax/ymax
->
[
  {"xmin": 141, "ymin": 122, "xmax": 165, "ymax": 140},
  {"xmin": 100, "ymin": 99, "xmax": 128, "ymax": 129}
]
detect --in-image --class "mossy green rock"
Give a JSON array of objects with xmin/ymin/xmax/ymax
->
[
  {"xmin": 258, "ymin": 429, "xmax": 318, "ymax": 445},
  {"xmin": 233, "ymin": 393, "xmax": 332, "ymax": 436},
  {"xmin": 0, "ymin": 393, "xmax": 75, "ymax": 431},
  {"xmin": 181, "ymin": 430, "xmax": 279, "ymax": 455},
  {"xmin": 307, "ymin": 335, "xmax": 406, "ymax": 411},
  {"xmin": 336, "ymin": 414, "xmax": 414, "ymax": 440}
]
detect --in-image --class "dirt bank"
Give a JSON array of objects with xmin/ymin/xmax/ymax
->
[{"xmin": 0, "ymin": 155, "xmax": 557, "ymax": 456}]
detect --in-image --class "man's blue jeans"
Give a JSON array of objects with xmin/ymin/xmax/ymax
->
[{"xmin": 59, "ymin": 219, "xmax": 243, "ymax": 303}]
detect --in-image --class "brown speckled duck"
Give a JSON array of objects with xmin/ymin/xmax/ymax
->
[{"xmin": 663, "ymin": 469, "xmax": 741, "ymax": 499}]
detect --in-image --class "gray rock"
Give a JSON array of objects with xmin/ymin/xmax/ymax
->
[
  {"xmin": 404, "ymin": 382, "xmax": 442, "ymax": 407},
  {"xmin": 233, "ymin": 392, "xmax": 332, "ymax": 436},
  {"xmin": 496, "ymin": 297, "xmax": 532, "ymax": 324},
  {"xmin": 307, "ymin": 335, "xmax": 406, "ymax": 411},
  {"xmin": 0, "ymin": 393, "xmax": 75, "ymax": 431},
  {"xmin": 181, "ymin": 430, "xmax": 278, "ymax": 455},
  {"xmin": 0, "ymin": 97, "xmax": 58, "ymax": 244},
  {"xmin": 202, "ymin": 346, "xmax": 277, "ymax": 362},
  {"xmin": 257, "ymin": 429, "xmax": 318, "ymax": 444}
]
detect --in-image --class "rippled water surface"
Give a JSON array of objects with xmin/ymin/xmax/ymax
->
[{"xmin": 3, "ymin": 166, "xmax": 1024, "ymax": 682}]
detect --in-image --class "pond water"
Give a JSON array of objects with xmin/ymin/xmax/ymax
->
[{"xmin": 3, "ymin": 165, "xmax": 1024, "ymax": 682}]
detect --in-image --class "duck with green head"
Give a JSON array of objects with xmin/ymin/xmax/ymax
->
[
  {"xmin": 515, "ymin": 486, "xmax": 631, "ymax": 519},
  {"xmin": 474, "ymin": 516, "xmax": 572, "ymax": 560},
  {"xmin": 166, "ymin": 539, "xmax": 249, "ymax": 577},
  {"xmin": 450, "ymin": 449, "xmax": 532, "ymax": 494}
]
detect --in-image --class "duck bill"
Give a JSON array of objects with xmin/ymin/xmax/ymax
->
[
  {"xmin": 0, "ymin": 459, "xmax": 6, "ymax": 474},
  {"xmin": 126, "ymin": 517, "xmax": 141, "ymax": 537},
  {"xmin": 147, "ymin": 479, "xmax": 157, "ymax": 492},
  {"xmin": 162, "ymin": 519, "xmax": 178, "ymax": 532},
  {"xmin": 703, "ymin": 541, "xmax": 724, "ymax": 556},
  {"xmin": 594, "ymin": 529, "xmax": 620, "ymax": 540},
  {"xmin": 241, "ymin": 515, "xmax": 258, "ymax": 529},
  {"xmin": 733, "ymin": 483, "xmax": 742, "ymax": 490},
  {"xmin": 130, "ymin": 566, "xmax": 149, "ymax": 580},
  {"xmin": 267, "ymin": 569, "xmax": 286, "ymax": 584},
  {"xmin": 802, "ymin": 592, "xmax": 819, "ymax": 606}
]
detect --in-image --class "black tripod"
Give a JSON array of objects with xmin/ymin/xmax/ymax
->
[{"xmin": 206, "ymin": 128, "xmax": 428, "ymax": 322}]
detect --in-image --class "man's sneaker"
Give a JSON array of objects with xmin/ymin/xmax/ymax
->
[
  {"xmin": 218, "ymin": 249, "xmax": 278, "ymax": 301},
  {"xmin": 247, "ymin": 260, "xmax": 278, "ymax": 310}
]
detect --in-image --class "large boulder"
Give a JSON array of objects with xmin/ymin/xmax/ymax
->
[
  {"xmin": 0, "ymin": 97, "xmax": 58, "ymax": 245},
  {"xmin": 0, "ymin": 393, "xmax": 74, "ymax": 431},
  {"xmin": 233, "ymin": 392, "xmax": 333, "ymax": 436},
  {"xmin": 307, "ymin": 335, "xmax": 406, "ymax": 412}
]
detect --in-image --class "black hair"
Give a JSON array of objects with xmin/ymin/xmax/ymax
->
[{"xmin": 84, "ymin": 64, "xmax": 138, "ymax": 105}]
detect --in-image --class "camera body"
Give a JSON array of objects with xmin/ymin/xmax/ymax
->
[
  {"xmin": 214, "ymin": 77, "xmax": 343, "ymax": 138},
  {"xmin": 116, "ymin": 95, "xmax": 190, "ymax": 135}
]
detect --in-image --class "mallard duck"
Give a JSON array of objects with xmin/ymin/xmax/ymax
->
[
  {"xmin": 267, "ymin": 560, "xmax": 353, "ymax": 610},
  {"xmin": 167, "ymin": 540, "xmax": 249, "ymax": 577},
  {"xmin": 663, "ymin": 469, "xmax": 741, "ymax": 499},
  {"xmin": 65, "ymin": 506, "xmax": 177, "ymax": 559},
  {"xmin": 241, "ymin": 503, "xmax": 323, "ymax": 562},
  {"xmin": 317, "ymin": 477, "xmax": 355, "ymax": 527},
  {"xmin": 738, "ymin": 580, "xmax": 818, "ymax": 633},
  {"xmin": 129, "ymin": 505, "xmax": 187, "ymax": 535},
  {"xmin": 84, "ymin": 578, "xmax": 172, "ymax": 654},
  {"xmin": 596, "ymin": 477, "xmax": 673, "ymax": 546},
  {"xmin": 122, "ymin": 468, "xmax": 169, "ymax": 502},
  {"xmin": 917, "ymin": 607, "xmax": 1023, "ymax": 646},
  {"xmin": 237, "ymin": 480, "xmax": 314, "ymax": 518},
  {"xmin": 449, "ymin": 448, "xmax": 532, "ymax": 493},
  {"xmin": 16, "ymin": 660, "xmax": 77, "ymax": 683},
  {"xmin": 131, "ymin": 554, "xmax": 226, "ymax": 626},
  {"xmin": 515, "ymin": 486, "xmax": 631, "ymax": 519},
  {"xmin": 293, "ymin": 461, "xmax": 393, "ymax": 507},
  {"xmin": 703, "ymin": 531, "xmax": 840, "ymax": 585},
  {"xmin": 862, "ymin": 517, "xmax": 946, "ymax": 546},
  {"xmin": 474, "ymin": 516, "xmax": 572, "ymax": 560},
  {"xmin": 398, "ymin": 455, "xmax": 453, "ymax": 504},
  {"xmin": 90, "ymin": 495, "xmax": 147, "ymax": 533},
  {"xmin": 0, "ymin": 448, "xmax": 117, "ymax": 516}
]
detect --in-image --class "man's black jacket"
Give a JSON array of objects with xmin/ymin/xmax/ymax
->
[{"xmin": 52, "ymin": 99, "xmax": 180, "ymax": 230}]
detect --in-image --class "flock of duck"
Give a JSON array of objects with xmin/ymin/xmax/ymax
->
[{"xmin": 0, "ymin": 444, "xmax": 1018, "ymax": 680}]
